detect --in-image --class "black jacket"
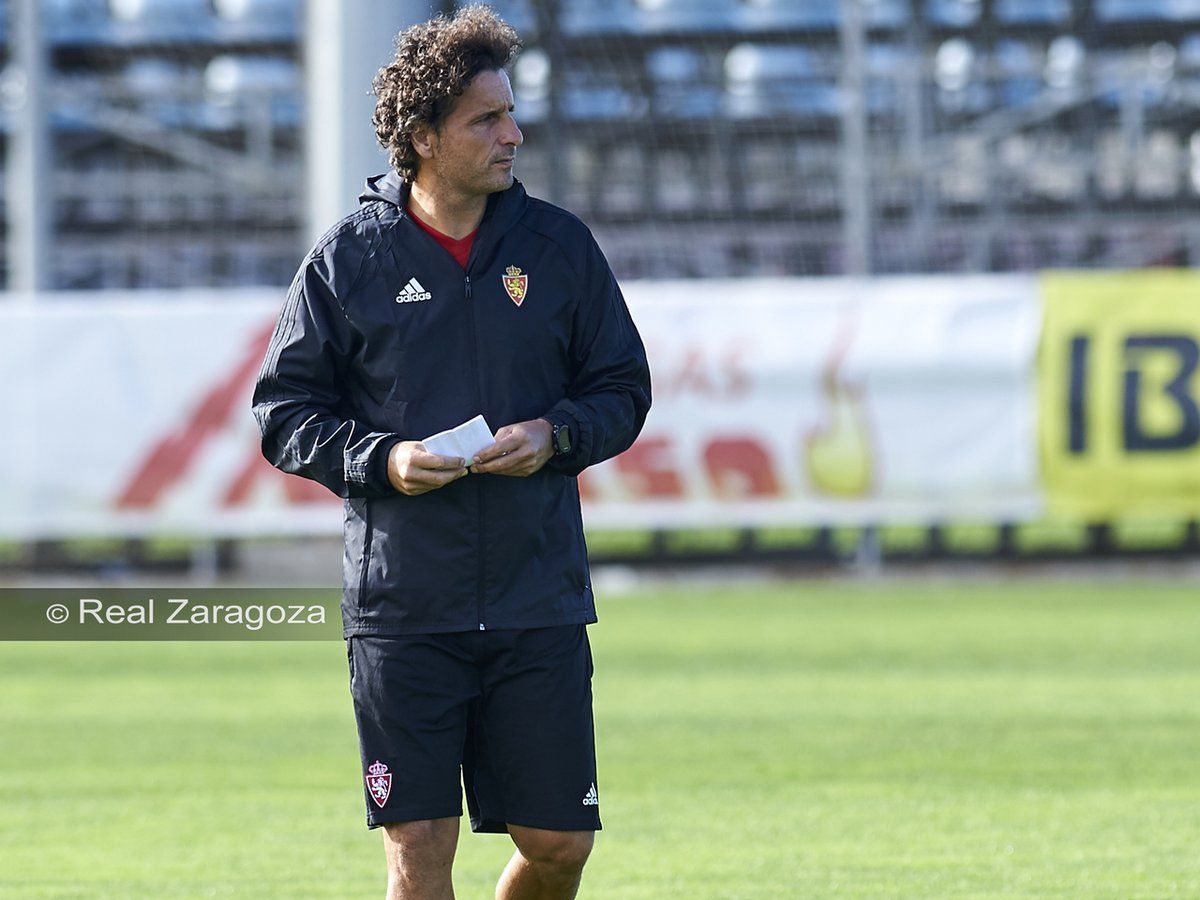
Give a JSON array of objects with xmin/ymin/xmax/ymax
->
[{"xmin": 252, "ymin": 174, "xmax": 651, "ymax": 635}]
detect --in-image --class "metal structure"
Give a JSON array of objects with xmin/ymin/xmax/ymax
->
[
  {"xmin": 5, "ymin": 0, "xmax": 1200, "ymax": 289},
  {"xmin": 505, "ymin": 0, "xmax": 1200, "ymax": 277},
  {"xmin": 304, "ymin": 0, "xmax": 435, "ymax": 240},
  {"xmin": 7, "ymin": 0, "xmax": 51, "ymax": 295},
  {"xmin": 5, "ymin": 0, "xmax": 310, "ymax": 290}
]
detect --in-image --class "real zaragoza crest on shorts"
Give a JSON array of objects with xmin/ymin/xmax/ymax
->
[
  {"xmin": 502, "ymin": 265, "xmax": 528, "ymax": 306},
  {"xmin": 366, "ymin": 760, "xmax": 392, "ymax": 808}
]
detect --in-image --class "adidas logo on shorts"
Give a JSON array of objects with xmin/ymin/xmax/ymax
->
[
  {"xmin": 396, "ymin": 277, "xmax": 432, "ymax": 304},
  {"xmin": 581, "ymin": 783, "xmax": 599, "ymax": 807}
]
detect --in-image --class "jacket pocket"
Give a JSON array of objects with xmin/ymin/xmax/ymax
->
[
  {"xmin": 381, "ymin": 349, "xmax": 408, "ymax": 409},
  {"xmin": 356, "ymin": 499, "xmax": 374, "ymax": 610}
]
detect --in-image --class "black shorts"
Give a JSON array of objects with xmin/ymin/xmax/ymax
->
[{"xmin": 347, "ymin": 624, "xmax": 602, "ymax": 834}]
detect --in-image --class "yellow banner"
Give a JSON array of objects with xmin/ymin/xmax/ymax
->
[{"xmin": 1040, "ymin": 270, "xmax": 1200, "ymax": 518}]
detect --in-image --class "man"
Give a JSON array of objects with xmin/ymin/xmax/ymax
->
[{"xmin": 251, "ymin": 6, "xmax": 650, "ymax": 899}]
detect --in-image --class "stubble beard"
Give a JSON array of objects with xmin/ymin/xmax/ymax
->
[{"xmin": 444, "ymin": 162, "xmax": 513, "ymax": 199}]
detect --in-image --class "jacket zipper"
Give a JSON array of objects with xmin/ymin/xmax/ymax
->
[{"xmin": 464, "ymin": 274, "xmax": 487, "ymax": 631}]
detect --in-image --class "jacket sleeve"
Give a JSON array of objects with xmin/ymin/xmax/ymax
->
[
  {"xmin": 541, "ymin": 231, "xmax": 651, "ymax": 476},
  {"xmin": 251, "ymin": 250, "xmax": 399, "ymax": 499}
]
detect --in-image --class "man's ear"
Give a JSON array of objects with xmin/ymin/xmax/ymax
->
[{"xmin": 410, "ymin": 122, "xmax": 436, "ymax": 161}]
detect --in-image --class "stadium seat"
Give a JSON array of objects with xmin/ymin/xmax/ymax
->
[
  {"xmin": 204, "ymin": 55, "xmax": 302, "ymax": 128},
  {"xmin": 926, "ymin": 0, "xmax": 982, "ymax": 28},
  {"xmin": 120, "ymin": 58, "xmax": 196, "ymax": 128},
  {"xmin": 204, "ymin": 55, "xmax": 299, "ymax": 97},
  {"xmin": 995, "ymin": 0, "xmax": 1071, "ymax": 23},
  {"xmin": 118, "ymin": 57, "xmax": 249, "ymax": 131},
  {"xmin": 647, "ymin": 47, "xmax": 723, "ymax": 118},
  {"xmin": 513, "ymin": 49, "xmax": 550, "ymax": 124},
  {"xmin": 863, "ymin": 0, "xmax": 908, "ymax": 29},
  {"xmin": 865, "ymin": 43, "xmax": 905, "ymax": 116},
  {"xmin": 46, "ymin": 0, "xmax": 112, "ymax": 45},
  {"xmin": 106, "ymin": 0, "xmax": 216, "ymax": 43},
  {"xmin": 559, "ymin": 0, "xmax": 640, "ymax": 35},
  {"xmin": 632, "ymin": 0, "xmax": 737, "ymax": 32},
  {"xmin": 1094, "ymin": 47, "xmax": 1176, "ymax": 110},
  {"xmin": 1043, "ymin": 35, "xmax": 1086, "ymax": 90},
  {"xmin": 1096, "ymin": 0, "xmax": 1200, "ymax": 22},
  {"xmin": 479, "ymin": 0, "xmax": 537, "ymax": 37},
  {"xmin": 64, "ymin": 167, "xmax": 126, "ymax": 226},
  {"xmin": 561, "ymin": 65, "xmax": 647, "ymax": 120},
  {"xmin": 211, "ymin": 0, "xmax": 290, "ymax": 20},
  {"xmin": 740, "ymin": 0, "xmax": 839, "ymax": 30},
  {"xmin": 108, "ymin": 0, "xmax": 211, "ymax": 25},
  {"xmin": 1177, "ymin": 32, "xmax": 1200, "ymax": 70},
  {"xmin": 723, "ymin": 44, "xmax": 839, "ymax": 120},
  {"xmin": 1092, "ymin": 43, "xmax": 1176, "ymax": 110},
  {"xmin": 993, "ymin": 39, "xmax": 1042, "ymax": 109},
  {"xmin": 934, "ymin": 37, "xmax": 992, "ymax": 114},
  {"xmin": 51, "ymin": 69, "xmax": 116, "ymax": 133},
  {"xmin": 210, "ymin": 0, "xmax": 301, "ymax": 41},
  {"xmin": 741, "ymin": 0, "xmax": 907, "ymax": 30},
  {"xmin": 122, "ymin": 57, "xmax": 187, "ymax": 97}
]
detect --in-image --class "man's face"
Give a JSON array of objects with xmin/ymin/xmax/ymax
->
[{"xmin": 416, "ymin": 68, "xmax": 523, "ymax": 197}]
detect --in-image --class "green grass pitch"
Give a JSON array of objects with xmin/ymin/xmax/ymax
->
[{"xmin": 2, "ymin": 580, "xmax": 1199, "ymax": 897}]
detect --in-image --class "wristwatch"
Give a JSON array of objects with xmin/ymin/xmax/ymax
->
[{"xmin": 550, "ymin": 422, "xmax": 572, "ymax": 457}]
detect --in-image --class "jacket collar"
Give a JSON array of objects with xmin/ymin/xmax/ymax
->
[
  {"xmin": 361, "ymin": 171, "xmax": 528, "ymax": 273},
  {"xmin": 360, "ymin": 170, "xmax": 528, "ymax": 237}
]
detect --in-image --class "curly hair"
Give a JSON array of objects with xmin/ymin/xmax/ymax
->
[{"xmin": 372, "ymin": 5, "xmax": 522, "ymax": 183}]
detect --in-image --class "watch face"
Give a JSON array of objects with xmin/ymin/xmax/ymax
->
[{"xmin": 554, "ymin": 424, "xmax": 571, "ymax": 454}]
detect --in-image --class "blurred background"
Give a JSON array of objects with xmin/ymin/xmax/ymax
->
[
  {"xmin": 0, "ymin": 0, "xmax": 1198, "ymax": 576},
  {"xmin": 9, "ymin": 0, "xmax": 1200, "ymax": 286}
]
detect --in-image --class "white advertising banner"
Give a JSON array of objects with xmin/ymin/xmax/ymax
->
[
  {"xmin": 0, "ymin": 291, "xmax": 300, "ymax": 539},
  {"xmin": 0, "ymin": 277, "xmax": 1042, "ymax": 538},
  {"xmin": 581, "ymin": 276, "xmax": 1043, "ymax": 527}
]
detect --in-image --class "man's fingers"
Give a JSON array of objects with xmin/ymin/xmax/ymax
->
[
  {"xmin": 420, "ymin": 466, "xmax": 467, "ymax": 483},
  {"xmin": 474, "ymin": 440, "xmax": 521, "ymax": 464},
  {"xmin": 472, "ymin": 434, "xmax": 523, "ymax": 465},
  {"xmin": 468, "ymin": 420, "xmax": 553, "ymax": 478},
  {"xmin": 409, "ymin": 464, "xmax": 467, "ymax": 484},
  {"xmin": 400, "ymin": 465, "xmax": 467, "ymax": 493},
  {"xmin": 474, "ymin": 445, "xmax": 527, "ymax": 469},
  {"xmin": 409, "ymin": 450, "xmax": 466, "ymax": 470},
  {"xmin": 472, "ymin": 445, "xmax": 535, "ymax": 475}
]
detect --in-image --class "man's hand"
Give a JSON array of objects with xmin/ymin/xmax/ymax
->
[
  {"xmin": 387, "ymin": 441, "xmax": 467, "ymax": 495},
  {"xmin": 470, "ymin": 419, "xmax": 554, "ymax": 477}
]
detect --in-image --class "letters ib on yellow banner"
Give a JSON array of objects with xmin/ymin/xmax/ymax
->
[{"xmin": 1040, "ymin": 270, "xmax": 1200, "ymax": 518}]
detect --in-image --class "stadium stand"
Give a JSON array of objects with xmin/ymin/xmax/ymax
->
[
  {"xmin": 7, "ymin": 0, "xmax": 1200, "ymax": 286},
  {"xmin": 30, "ymin": 0, "xmax": 302, "ymax": 289}
]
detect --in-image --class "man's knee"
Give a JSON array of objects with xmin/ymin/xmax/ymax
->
[
  {"xmin": 509, "ymin": 826, "xmax": 594, "ymax": 874},
  {"xmin": 383, "ymin": 817, "xmax": 459, "ymax": 877}
]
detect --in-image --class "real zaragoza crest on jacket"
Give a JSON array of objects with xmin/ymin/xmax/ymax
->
[{"xmin": 502, "ymin": 265, "xmax": 528, "ymax": 306}]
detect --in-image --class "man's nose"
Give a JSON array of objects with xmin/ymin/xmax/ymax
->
[{"xmin": 504, "ymin": 118, "xmax": 523, "ymax": 148}]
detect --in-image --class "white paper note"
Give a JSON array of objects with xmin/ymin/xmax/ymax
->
[{"xmin": 422, "ymin": 414, "xmax": 495, "ymax": 465}]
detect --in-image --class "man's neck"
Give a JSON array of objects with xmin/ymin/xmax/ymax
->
[{"xmin": 408, "ymin": 178, "xmax": 486, "ymax": 239}]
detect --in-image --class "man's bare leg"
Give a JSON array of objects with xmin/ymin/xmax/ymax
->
[
  {"xmin": 383, "ymin": 817, "xmax": 460, "ymax": 900},
  {"xmin": 495, "ymin": 824, "xmax": 594, "ymax": 900}
]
